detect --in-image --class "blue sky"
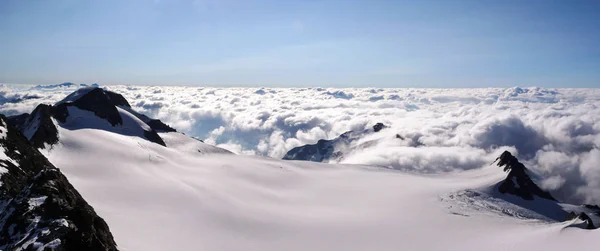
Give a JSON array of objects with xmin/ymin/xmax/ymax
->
[{"xmin": 1, "ymin": 0, "xmax": 599, "ymax": 87}]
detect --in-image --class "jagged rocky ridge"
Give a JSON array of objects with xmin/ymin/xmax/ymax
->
[
  {"xmin": 0, "ymin": 115, "xmax": 118, "ymax": 250},
  {"xmin": 7, "ymin": 87, "xmax": 176, "ymax": 149},
  {"xmin": 493, "ymin": 151, "xmax": 598, "ymax": 229},
  {"xmin": 283, "ymin": 122, "xmax": 388, "ymax": 162},
  {"xmin": 493, "ymin": 151, "xmax": 556, "ymax": 201}
]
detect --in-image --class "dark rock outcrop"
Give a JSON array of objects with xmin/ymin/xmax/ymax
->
[
  {"xmin": 105, "ymin": 91, "xmax": 131, "ymax": 107},
  {"xmin": 68, "ymin": 88, "xmax": 124, "ymax": 126},
  {"xmin": 23, "ymin": 104, "xmax": 61, "ymax": 149},
  {"xmin": 373, "ymin": 123, "xmax": 387, "ymax": 132},
  {"xmin": 143, "ymin": 130, "xmax": 166, "ymax": 146},
  {"xmin": 6, "ymin": 113, "xmax": 29, "ymax": 130},
  {"xmin": 283, "ymin": 123, "xmax": 387, "ymax": 162},
  {"xmin": 494, "ymin": 151, "xmax": 556, "ymax": 201},
  {"xmin": 566, "ymin": 212, "xmax": 596, "ymax": 229},
  {"xmin": 0, "ymin": 115, "xmax": 118, "ymax": 250},
  {"xmin": 283, "ymin": 138, "xmax": 340, "ymax": 162},
  {"xmin": 146, "ymin": 119, "xmax": 177, "ymax": 133}
]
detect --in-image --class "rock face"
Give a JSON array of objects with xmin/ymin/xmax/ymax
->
[
  {"xmin": 62, "ymin": 88, "xmax": 124, "ymax": 126},
  {"xmin": 494, "ymin": 151, "xmax": 556, "ymax": 201},
  {"xmin": 18, "ymin": 104, "xmax": 60, "ymax": 149},
  {"xmin": 0, "ymin": 115, "xmax": 118, "ymax": 250},
  {"xmin": 567, "ymin": 212, "xmax": 596, "ymax": 229},
  {"xmin": 145, "ymin": 119, "xmax": 177, "ymax": 133},
  {"xmin": 7, "ymin": 87, "xmax": 175, "ymax": 148},
  {"xmin": 283, "ymin": 123, "xmax": 387, "ymax": 162},
  {"xmin": 6, "ymin": 113, "xmax": 29, "ymax": 130},
  {"xmin": 372, "ymin": 123, "xmax": 386, "ymax": 132},
  {"xmin": 283, "ymin": 138, "xmax": 342, "ymax": 162},
  {"xmin": 491, "ymin": 151, "xmax": 600, "ymax": 229}
]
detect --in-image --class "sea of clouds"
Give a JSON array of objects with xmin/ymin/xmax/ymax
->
[{"xmin": 1, "ymin": 83, "xmax": 600, "ymax": 205}]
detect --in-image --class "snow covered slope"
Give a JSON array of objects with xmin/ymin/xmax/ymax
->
[{"xmin": 41, "ymin": 125, "xmax": 599, "ymax": 251}]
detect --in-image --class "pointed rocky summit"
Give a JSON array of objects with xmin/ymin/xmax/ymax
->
[{"xmin": 494, "ymin": 151, "xmax": 556, "ymax": 201}]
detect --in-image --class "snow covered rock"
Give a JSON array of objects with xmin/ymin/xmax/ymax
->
[
  {"xmin": 0, "ymin": 115, "xmax": 117, "ymax": 250},
  {"xmin": 7, "ymin": 87, "xmax": 176, "ymax": 148},
  {"xmin": 283, "ymin": 137, "xmax": 339, "ymax": 162},
  {"xmin": 283, "ymin": 123, "xmax": 388, "ymax": 162},
  {"xmin": 493, "ymin": 151, "xmax": 556, "ymax": 201},
  {"xmin": 15, "ymin": 104, "xmax": 60, "ymax": 149},
  {"xmin": 566, "ymin": 212, "xmax": 596, "ymax": 229},
  {"xmin": 56, "ymin": 87, "xmax": 125, "ymax": 126},
  {"xmin": 438, "ymin": 150, "xmax": 600, "ymax": 232}
]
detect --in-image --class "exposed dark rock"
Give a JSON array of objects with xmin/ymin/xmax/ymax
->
[
  {"xmin": 284, "ymin": 123, "xmax": 391, "ymax": 162},
  {"xmin": 0, "ymin": 115, "xmax": 118, "ymax": 250},
  {"xmin": 373, "ymin": 123, "xmax": 387, "ymax": 132},
  {"xmin": 70, "ymin": 88, "xmax": 123, "ymax": 127},
  {"xmin": 494, "ymin": 151, "xmax": 556, "ymax": 201},
  {"xmin": 283, "ymin": 123, "xmax": 392, "ymax": 162},
  {"xmin": 283, "ymin": 138, "xmax": 338, "ymax": 162},
  {"xmin": 146, "ymin": 119, "xmax": 177, "ymax": 133},
  {"xmin": 7, "ymin": 113, "xmax": 29, "ymax": 130},
  {"xmin": 566, "ymin": 211, "xmax": 579, "ymax": 221},
  {"xmin": 395, "ymin": 134, "xmax": 405, "ymax": 140},
  {"xmin": 7, "ymin": 87, "xmax": 171, "ymax": 148},
  {"xmin": 23, "ymin": 104, "xmax": 60, "ymax": 149},
  {"xmin": 53, "ymin": 103, "xmax": 70, "ymax": 123},
  {"xmin": 105, "ymin": 90, "xmax": 131, "ymax": 107},
  {"xmin": 567, "ymin": 212, "xmax": 596, "ymax": 229},
  {"xmin": 143, "ymin": 130, "xmax": 166, "ymax": 146},
  {"xmin": 579, "ymin": 213, "xmax": 596, "ymax": 229}
]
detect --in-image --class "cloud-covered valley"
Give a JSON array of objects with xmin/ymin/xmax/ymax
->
[{"xmin": 1, "ymin": 83, "xmax": 600, "ymax": 205}]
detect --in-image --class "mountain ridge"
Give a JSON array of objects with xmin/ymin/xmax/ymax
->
[
  {"xmin": 283, "ymin": 122, "xmax": 388, "ymax": 162},
  {"xmin": 0, "ymin": 115, "xmax": 118, "ymax": 250},
  {"xmin": 8, "ymin": 87, "xmax": 176, "ymax": 148}
]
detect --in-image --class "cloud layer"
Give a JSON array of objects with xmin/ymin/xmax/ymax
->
[{"xmin": 2, "ymin": 83, "xmax": 600, "ymax": 205}]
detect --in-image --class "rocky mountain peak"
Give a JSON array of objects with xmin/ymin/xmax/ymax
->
[
  {"xmin": 494, "ymin": 151, "xmax": 556, "ymax": 201},
  {"xmin": 57, "ymin": 87, "xmax": 125, "ymax": 126},
  {"xmin": 283, "ymin": 123, "xmax": 388, "ymax": 162},
  {"xmin": 8, "ymin": 87, "xmax": 176, "ymax": 148}
]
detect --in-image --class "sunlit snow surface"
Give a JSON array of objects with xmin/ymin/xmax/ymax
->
[{"xmin": 42, "ymin": 128, "xmax": 598, "ymax": 251}]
